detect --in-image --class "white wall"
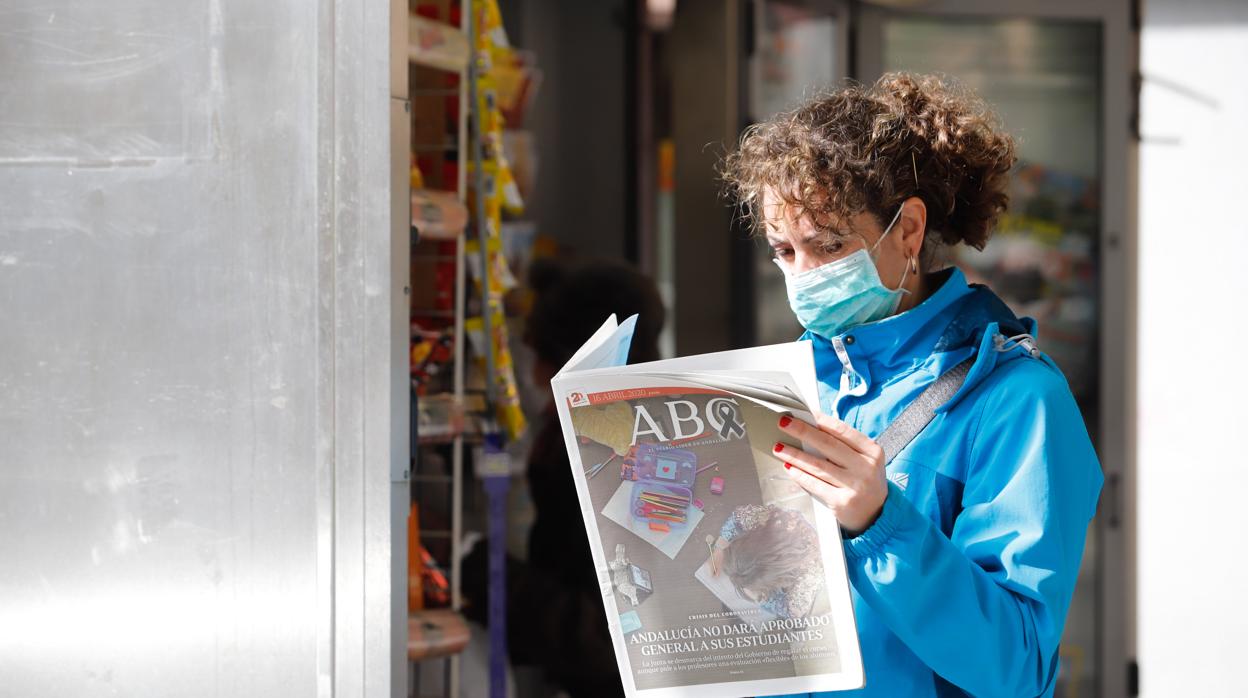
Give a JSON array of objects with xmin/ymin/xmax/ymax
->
[{"xmin": 1137, "ymin": 2, "xmax": 1248, "ymax": 696}]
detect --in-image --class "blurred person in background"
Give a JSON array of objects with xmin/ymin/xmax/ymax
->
[
  {"xmin": 722, "ymin": 73, "xmax": 1102, "ymax": 697},
  {"xmin": 465, "ymin": 258, "xmax": 665, "ymax": 697}
]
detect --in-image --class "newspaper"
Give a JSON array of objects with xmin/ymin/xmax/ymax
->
[{"xmin": 551, "ymin": 315, "xmax": 864, "ymax": 698}]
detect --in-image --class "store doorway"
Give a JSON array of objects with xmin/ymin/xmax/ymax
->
[{"xmin": 745, "ymin": 2, "xmax": 1134, "ymax": 696}]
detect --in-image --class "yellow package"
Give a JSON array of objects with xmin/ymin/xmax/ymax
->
[{"xmin": 464, "ymin": 312, "xmax": 527, "ymax": 441}]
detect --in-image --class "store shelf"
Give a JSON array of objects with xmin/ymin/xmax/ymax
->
[
  {"xmin": 406, "ymin": 0, "xmax": 529, "ymax": 689},
  {"xmin": 416, "ymin": 431, "xmax": 485, "ymax": 447},
  {"xmin": 412, "ymin": 188, "xmax": 468, "ymax": 241},
  {"xmin": 407, "ymin": 5, "xmax": 475, "ymax": 697},
  {"xmin": 414, "ymin": 391, "xmax": 488, "ymax": 446},
  {"xmin": 408, "ymin": 15, "xmax": 469, "ymax": 73},
  {"xmin": 408, "ymin": 609, "xmax": 470, "ymax": 661}
]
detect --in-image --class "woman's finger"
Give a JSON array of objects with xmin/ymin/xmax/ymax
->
[
  {"xmin": 813, "ymin": 413, "xmax": 885, "ymax": 462},
  {"xmin": 778, "ymin": 415, "xmax": 871, "ymax": 472},
  {"xmin": 779, "ymin": 451, "xmax": 844, "ymax": 504},
  {"xmin": 772, "ymin": 442, "xmax": 847, "ymax": 488}
]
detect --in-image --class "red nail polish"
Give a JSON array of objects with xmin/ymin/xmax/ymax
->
[
  {"xmin": 778, "ymin": 415, "xmax": 792, "ymax": 428},
  {"xmin": 784, "ymin": 463, "xmax": 792, "ymax": 470},
  {"xmin": 773, "ymin": 442, "xmax": 784, "ymax": 453}
]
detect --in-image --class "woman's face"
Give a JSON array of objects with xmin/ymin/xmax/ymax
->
[{"xmin": 761, "ymin": 188, "xmax": 922, "ymax": 293}]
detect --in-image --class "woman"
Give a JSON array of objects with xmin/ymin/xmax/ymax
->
[
  {"xmin": 722, "ymin": 73, "xmax": 1102, "ymax": 697},
  {"xmin": 712, "ymin": 503, "xmax": 825, "ymax": 620}
]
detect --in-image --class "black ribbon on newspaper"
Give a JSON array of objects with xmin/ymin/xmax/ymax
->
[{"xmin": 715, "ymin": 401, "xmax": 746, "ymax": 439}]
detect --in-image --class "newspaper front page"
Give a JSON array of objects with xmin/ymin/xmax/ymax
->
[{"xmin": 550, "ymin": 317, "xmax": 863, "ymax": 698}]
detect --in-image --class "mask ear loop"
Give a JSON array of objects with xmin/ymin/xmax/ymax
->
[
  {"xmin": 872, "ymin": 203, "xmax": 913, "ymax": 294},
  {"xmin": 870, "ymin": 204, "xmax": 906, "ymax": 254},
  {"xmin": 891, "ymin": 255, "xmax": 914, "ymax": 295},
  {"xmin": 900, "ymin": 255, "xmax": 920, "ymax": 292}
]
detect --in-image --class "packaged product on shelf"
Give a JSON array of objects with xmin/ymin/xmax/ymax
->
[
  {"xmin": 472, "ymin": 0, "xmax": 510, "ymax": 57},
  {"xmin": 499, "ymin": 221, "xmax": 538, "ymax": 282},
  {"xmin": 414, "ymin": 393, "xmax": 463, "ymax": 442},
  {"xmin": 408, "ymin": 13, "xmax": 471, "ymax": 73},
  {"xmin": 465, "ymin": 236, "xmax": 517, "ymax": 299},
  {"xmin": 411, "ymin": 326, "xmax": 456, "ymax": 395},
  {"xmin": 412, "ymin": 188, "xmax": 469, "ymax": 240},
  {"xmin": 465, "ymin": 313, "xmax": 527, "ymax": 441},
  {"xmin": 496, "ymin": 155, "xmax": 524, "ymax": 215},
  {"xmin": 501, "ymin": 130, "xmax": 537, "ymax": 202},
  {"xmin": 477, "ymin": 80, "xmax": 503, "ymax": 135},
  {"xmin": 408, "ymin": 504, "xmax": 424, "ymax": 611},
  {"xmin": 466, "ymin": 161, "xmax": 503, "ymax": 237}
]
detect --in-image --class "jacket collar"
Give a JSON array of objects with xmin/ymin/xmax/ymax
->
[
  {"xmin": 800, "ymin": 266, "xmax": 975, "ymax": 375},
  {"xmin": 801, "ymin": 266, "xmax": 1040, "ymax": 416}
]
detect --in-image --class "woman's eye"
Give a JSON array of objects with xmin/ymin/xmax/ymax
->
[
  {"xmin": 773, "ymin": 248, "xmax": 794, "ymax": 260},
  {"xmin": 819, "ymin": 240, "xmax": 844, "ymax": 256}
]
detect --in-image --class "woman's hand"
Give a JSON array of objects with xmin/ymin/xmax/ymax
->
[{"xmin": 773, "ymin": 414, "xmax": 888, "ymax": 536}]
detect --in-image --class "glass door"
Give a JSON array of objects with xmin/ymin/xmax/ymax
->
[
  {"xmin": 748, "ymin": 0, "xmax": 847, "ymax": 346},
  {"xmin": 865, "ymin": 14, "xmax": 1102, "ymax": 415},
  {"xmin": 855, "ymin": 3, "xmax": 1131, "ymax": 697},
  {"xmin": 744, "ymin": 2, "xmax": 1133, "ymax": 696}
]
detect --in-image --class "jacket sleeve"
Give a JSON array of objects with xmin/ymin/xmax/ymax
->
[{"xmin": 843, "ymin": 361, "xmax": 1103, "ymax": 697}]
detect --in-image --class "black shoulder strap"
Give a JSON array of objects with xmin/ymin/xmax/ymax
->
[{"xmin": 877, "ymin": 357, "xmax": 975, "ymax": 464}]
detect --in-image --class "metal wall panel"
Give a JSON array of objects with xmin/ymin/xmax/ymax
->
[{"xmin": 0, "ymin": 0, "xmax": 400, "ymax": 695}]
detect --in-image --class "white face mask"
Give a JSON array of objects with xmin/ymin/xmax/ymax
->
[{"xmin": 775, "ymin": 205, "xmax": 911, "ymax": 339}]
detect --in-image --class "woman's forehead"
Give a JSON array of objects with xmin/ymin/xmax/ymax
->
[
  {"xmin": 760, "ymin": 189, "xmax": 807, "ymax": 223},
  {"xmin": 760, "ymin": 188, "xmax": 867, "ymax": 237},
  {"xmin": 763, "ymin": 209, "xmax": 869, "ymax": 244}
]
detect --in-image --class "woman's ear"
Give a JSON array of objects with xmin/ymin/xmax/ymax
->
[{"xmin": 899, "ymin": 196, "xmax": 927, "ymax": 259}]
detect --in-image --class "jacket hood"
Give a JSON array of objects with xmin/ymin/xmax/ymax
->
[
  {"xmin": 801, "ymin": 266, "xmax": 1043, "ymax": 415},
  {"xmin": 940, "ymin": 281, "xmax": 1041, "ymax": 411}
]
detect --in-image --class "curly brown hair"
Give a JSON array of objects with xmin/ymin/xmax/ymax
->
[{"xmin": 721, "ymin": 72, "xmax": 1017, "ymax": 252}]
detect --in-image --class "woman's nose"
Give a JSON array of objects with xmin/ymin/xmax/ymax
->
[{"xmin": 793, "ymin": 250, "xmax": 822, "ymax": 274}]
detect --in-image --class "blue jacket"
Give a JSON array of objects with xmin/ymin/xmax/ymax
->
[{"xmin": 780, "ymin": 267, "xmax": 1102, "ymax": 698}]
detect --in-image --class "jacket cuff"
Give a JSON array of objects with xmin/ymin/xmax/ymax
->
[{"xmin": 844, "ymin": 480, "xmax": 909, "ymax": 561}]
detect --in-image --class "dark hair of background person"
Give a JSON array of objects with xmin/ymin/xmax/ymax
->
[
  {"xmin": 524, "ymin": 257, "xmax": 665, "ymax": 370},
  {"xmin": 721, "ymin": 72, "xmax": 1018, "ymax": 260}
]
